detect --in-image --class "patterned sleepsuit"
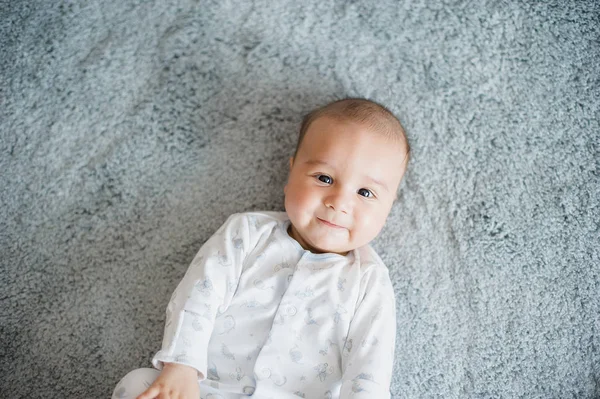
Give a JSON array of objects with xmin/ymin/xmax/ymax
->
[{"xmin": 113, "ymin": 211, "xmax": 396, "ymax": 399}]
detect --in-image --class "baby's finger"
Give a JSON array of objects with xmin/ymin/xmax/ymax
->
[
  {"xmin": 156, "ymin": 390, "xmax": 175, "ymax": 399},
  {"xmin": 136, "ymin": 385, "xmax": 160, "ymax": 399}
]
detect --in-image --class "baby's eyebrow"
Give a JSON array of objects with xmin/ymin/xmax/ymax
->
[
  {"xmin": 366, "ymin": 176, "xmax": 389, "ymax": 193},
  {"xmin": 304, "ymin": 160, "xmax": 332, "ymax": 168}
]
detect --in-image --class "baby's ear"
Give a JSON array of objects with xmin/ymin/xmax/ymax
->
[{"xmin": 289, "ymin": 157, "xmax": 294, "ymax": 170}]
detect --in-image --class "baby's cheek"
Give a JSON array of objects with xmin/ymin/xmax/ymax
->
[
  {"xmin": 285, "ymin": 195, "xmax": 304, "ymax": 223},
  {"xmin": 359, "ymin": 213, "xmax": 385, "ymax": 243},
  {"xmin": 291, "ymin": 189, "xmax": 311, "ymax": 212}
]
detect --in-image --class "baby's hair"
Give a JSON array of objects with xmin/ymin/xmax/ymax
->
[{"xmin": 294, "ymin": 98, "xmax": 410, "ymax": 166}]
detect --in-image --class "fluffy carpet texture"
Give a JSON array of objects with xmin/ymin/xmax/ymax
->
[{"xmin": 1, "ymin": 0, "xmax": 598, "ymax": 397}]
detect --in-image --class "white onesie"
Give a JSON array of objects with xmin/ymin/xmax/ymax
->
[{"xmin": 151, "ymin": 211, "xmax": 397, "ymax": 398}]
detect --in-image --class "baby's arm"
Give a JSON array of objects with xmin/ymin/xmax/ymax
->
[
  {"xmin": 339, "ymin": 267, "xmax": 397, "ymax": 399},
  {"xmin": 140, "ymin": 213, "xmax": 254, "ymax": 396}
]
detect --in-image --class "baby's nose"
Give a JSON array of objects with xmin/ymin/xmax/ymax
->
[{"xmin": 324, "ymin": 191, "xmax": 351, "ymax": 214}]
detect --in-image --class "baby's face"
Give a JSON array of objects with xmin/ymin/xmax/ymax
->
[{"xmin": 284, "ymin": 116, "xmax": 407, "ymax": 255}]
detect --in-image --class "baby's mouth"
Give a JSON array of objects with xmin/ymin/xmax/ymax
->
[{"xmin": 317, "ymin": 217, "xmax": 345, "ymax": 229}]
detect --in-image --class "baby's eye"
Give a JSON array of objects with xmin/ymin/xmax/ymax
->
[
  {"xmin": 358, "ymin": 188, "xmax": 374, "ymax": 198},
  {"xmin": 317, "ymin": 175, "xmax": 333, "ymax": 184}
]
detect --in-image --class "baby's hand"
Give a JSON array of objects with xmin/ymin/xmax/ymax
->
[{"xmin": 137, "ymin": 362, "xmax": 200, "ymax": 399}]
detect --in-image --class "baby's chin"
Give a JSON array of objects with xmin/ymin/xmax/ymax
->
[
  {"xmin": 312, "ymin": 244, "xmax": 350, "ymax": 256},
  {"xmin": 305, "ymin": 236, "xmax": 358, "ymax": 256},
  {"xmin": 290, "ymin": 220, "xmax": 376, "ymax": 255},
  {"xmin": 293, "ymin": 234, "xmax": 342, "ymax": 255}
]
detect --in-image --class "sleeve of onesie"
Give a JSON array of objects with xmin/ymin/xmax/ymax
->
[
  {"xmin": 152, "ymin": 213, "xmax": 254, "ymax": 379},
  {"xmin": 339, "ymin": 266, "xmax": 397, "ymax": 399}
]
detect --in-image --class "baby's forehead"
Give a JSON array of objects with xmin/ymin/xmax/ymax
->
[
  {"xmin": 302, "ymin": 129, "xmax": 406, "ymax": 167},
  {"xmin": 314, "ymin": 116, "xmax": 407, "ymax": 153},
  {"xmin": 320, "ymin": 114, "xmax": 405, "ymax": 140}
]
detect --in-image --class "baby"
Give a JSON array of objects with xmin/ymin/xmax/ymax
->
[{"xmin": 112, "ymin": 98, "xmax": 410, "ymax": 399}]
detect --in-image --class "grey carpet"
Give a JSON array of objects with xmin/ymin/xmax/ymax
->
[{"xmin": 1, "ymin": 0, "xmax": 599, "ymax": 397}]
